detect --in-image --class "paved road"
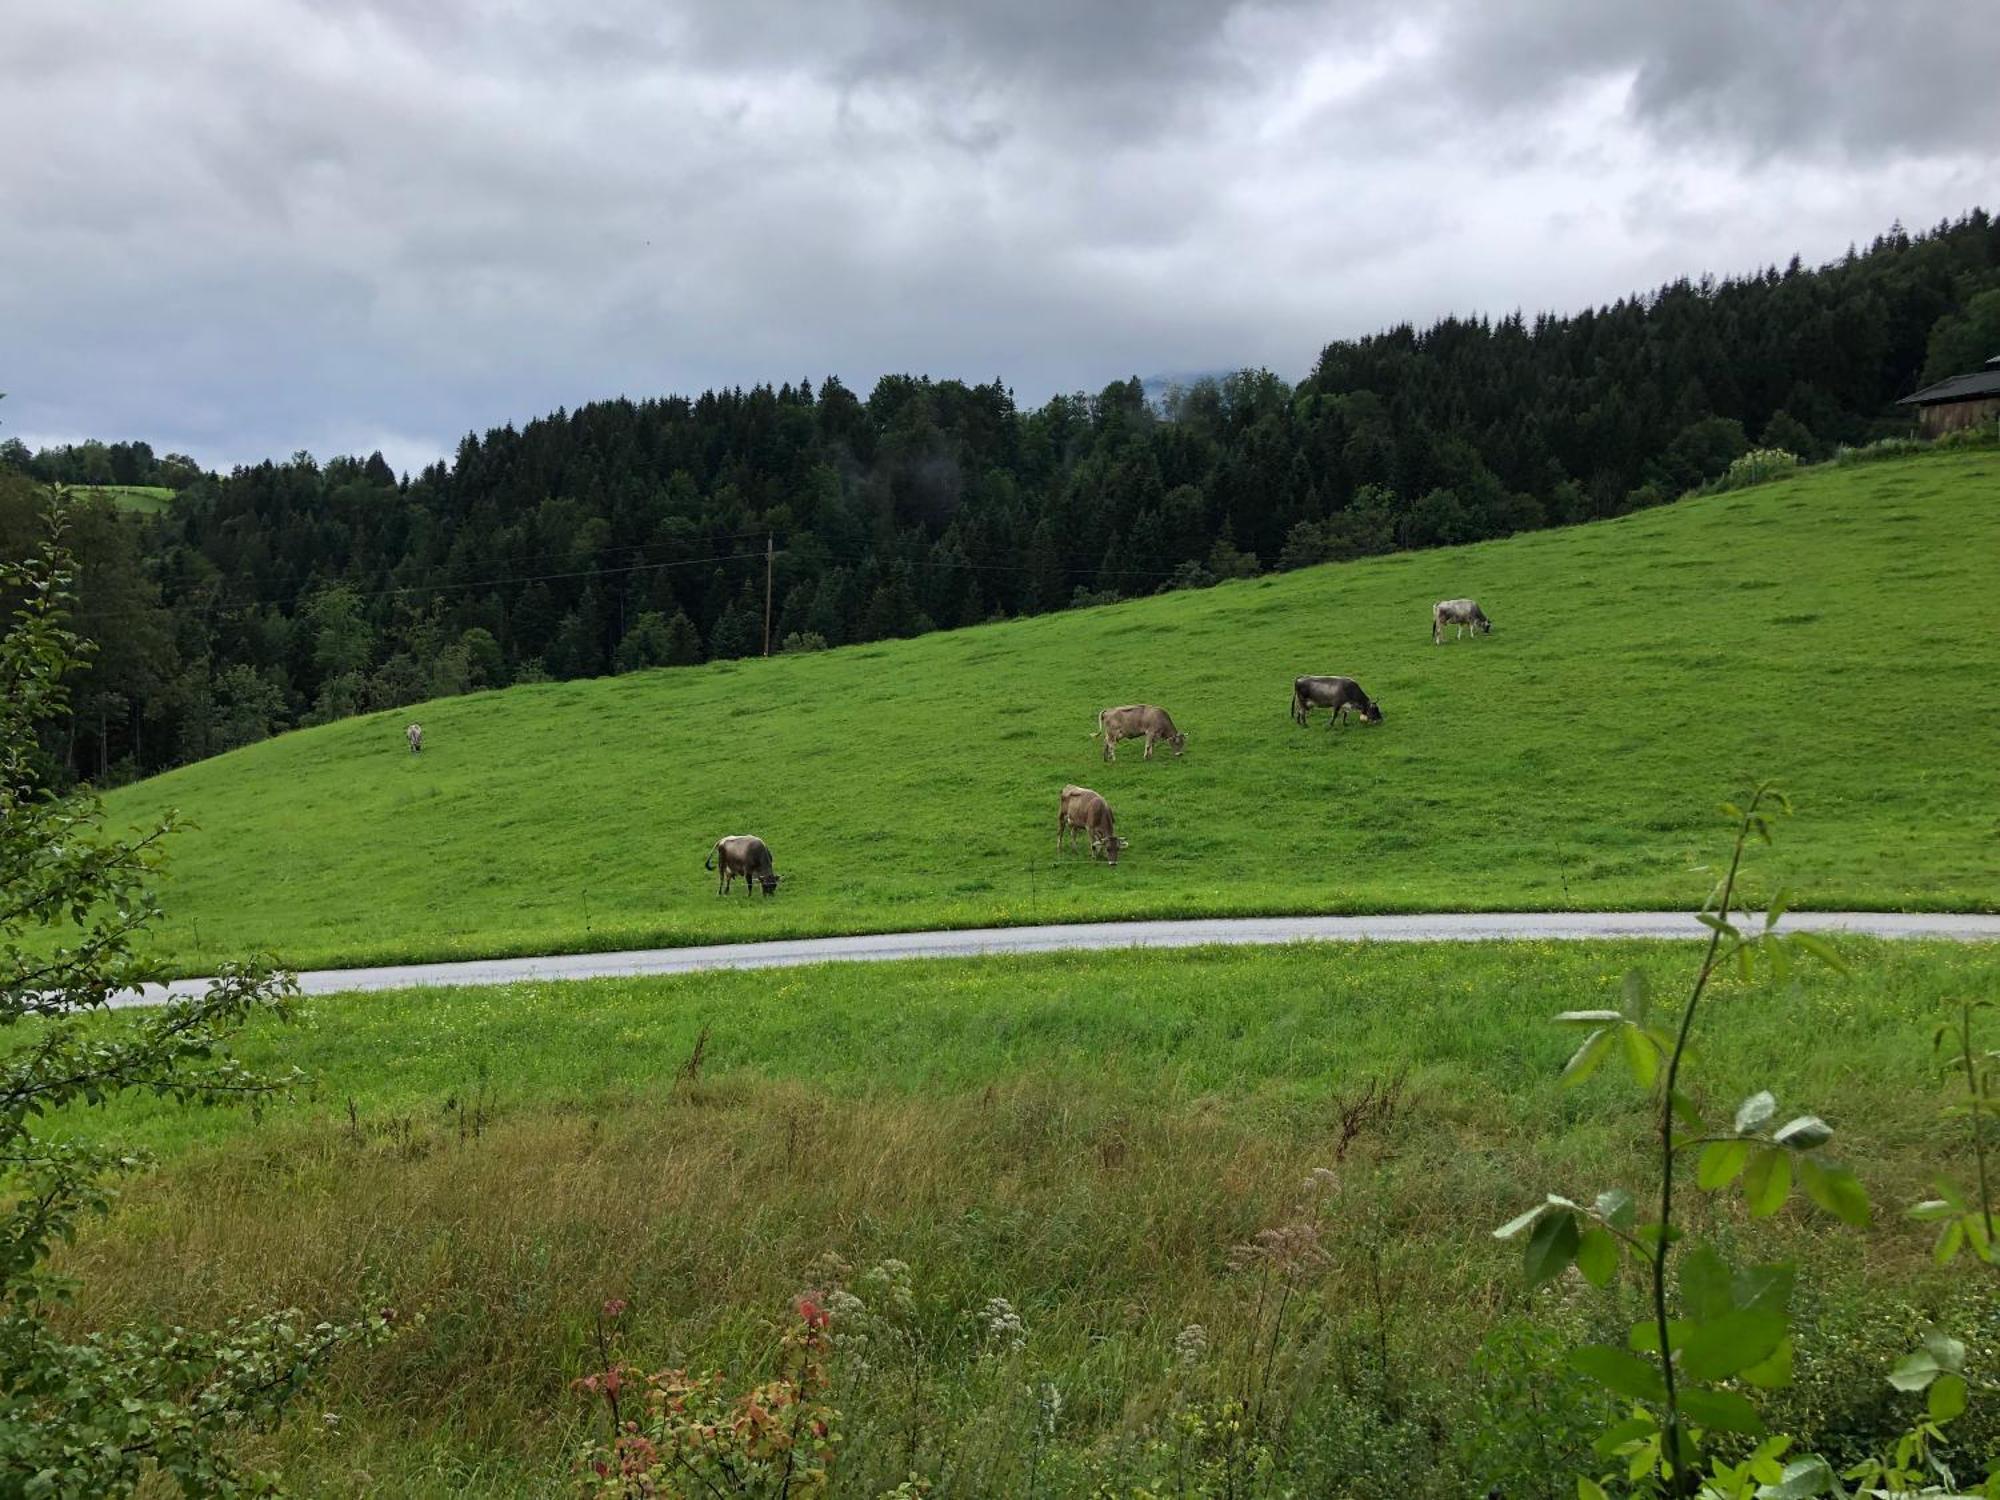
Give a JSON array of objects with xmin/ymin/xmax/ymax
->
[{"xmin": 118, "ymin": 910, "xmax": 2000, "ymax": 1008}]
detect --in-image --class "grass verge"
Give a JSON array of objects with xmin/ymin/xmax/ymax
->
[{"xmin": 58, "ymin": 939, "xmax": 2000, "ymax": 1495}]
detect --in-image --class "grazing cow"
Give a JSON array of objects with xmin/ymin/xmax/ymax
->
[
  {"xmin": 1291, "ymin": 676, "xmax": 1384, "ymax": 730},
  {"xmin": 406, "ymin": 722, "xmax": 423, "ymax": 754},
  {"xmin": 1094, "ymin": 704, "xmax": 1187, "ymax": 762},
  {"xmin": 1058, "ymin": 784, "xmax": 1127, "ymax": 866},
  {"xmin": 705, "ymin": 834, "xmax": 782, "ymax": 896},
  {"xmin": 1431, "ymin": 598, "xmax": 1493, "ymax": 644}
]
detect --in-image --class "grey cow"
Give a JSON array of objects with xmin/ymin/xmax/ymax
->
[
  {"xmin": 1291, "ymin": 676, "xmax": 1384, "ymax": 729},
  {"xmin": 705, "ymin": 834, "xmax": 782, "ymax": 896},
  {"xmin": 1058, "ymin": 784, "xmax": 1127, "ymax": 866},
  {"xmin": 1094, "ymin": 704, "xmax": 1187, "ymax": 762},
  {"xmin": 1431, "ymin": 598, "xmax": 1492, "ymax": 644}
]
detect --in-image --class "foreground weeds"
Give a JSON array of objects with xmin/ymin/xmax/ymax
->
[{"xmin": 60, "ymin": 1047, "xmax": 1996, "ymax": 1495}]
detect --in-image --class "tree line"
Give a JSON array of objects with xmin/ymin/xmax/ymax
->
[{"xmin": 3, "ymin": 209, "xmax": 1997, "ymax": 786}]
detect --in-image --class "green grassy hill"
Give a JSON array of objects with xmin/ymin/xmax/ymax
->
[
  {"xmin": 65, "ymin": 482, "xmax": 177, "ymax": 513},
  {"xmin": 107, "ymin": 450, "xmax": 2000, "ymax": 973}
]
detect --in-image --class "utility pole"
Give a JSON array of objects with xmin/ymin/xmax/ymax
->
[{"xmin": 762, "ymin": 532, "xmax": 774, "ymax": 656}]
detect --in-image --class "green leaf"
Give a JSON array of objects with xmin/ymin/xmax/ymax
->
[
  {"xmin": 1928, "ymin": 1372, "xmax": 1967, "ymax": 1422},
  {"xmin": 1730, "ymin": 1261, "xmax": 1794, "ymax": 1316},
  {"xmin": 1622, "ymin": 968, "xmax": 1650, "ymax": 1022},
  {"xmin": 1669, "ymin": 1089, "xmax": 1705, "ymax": 1134},
  {"xmin": 1740, "ymin": 1337, "xmax": 1795, "ymax": 1390},
  {"xmin": 1621, "ymin": 1024, "xmax": 1660, "ymax": 1089},
  {"xmin": 1757, "ymin": 1455, "xmax": 1835, "ymax": 1499},
  {"xmin": 1576, "ymin": 1227, "xmax": 1619, "ymax": 1288},
  {"xmin": 1921, "ymin": 1331, "xmax": 1965, "ymax": 1372},
  {"xmin": 1933, "ymin": 1218, "xmax": 1964, "ymax": 1265},
  {"xmin": 1699, "ymin": 1139, "xmax": 1754, "ymax": 1190},
  {"xmin": 1680, "ymin": 1386, "xmax": 1765, "ymax": 1435},
  {"xmin": 1786, "ymin": 930, "xmax": 1848, "ymax": 975},
  {"xmin": 1595, "ymin": 1186, "xmax": 1636, "ymax": 1231},
  {"xmin": 1493, "ymin": 1204, "xmax": 1546, "ymax": 1240},
  {"xmin": 1562, "ymin": 1027, "xmax": 1616, "ymax": 1086},
  {"xmin": 1570, "ymin": 1344, "xmax": 1667, "ymax": 1402},
  {"xmin": 1887, "ymin": 1350, "xmax": 1940, "ymax": 1392},
  {"xmin": 1679, "ymin": 1244, "xmax": 1735, "ymax": 1323},
  {"xmin": 1764, "ymin": 934, "xmax": 1791, "ymax": 984},
  {"xmin": 1735, "ymin": 1091, "xmax": 1778, "ymax": 1135},
  {"xmin": 1627, "ymin": 1317, "xmax": 1694, "ymax": 1355},
  {"xmin": 1772, "ymin": 1115, "xmax": 1833, "ymax": 1150},
  {"xmin": 1592, "ymin": 1412, "xmax": 1658, "ymax": 1457},
  {"xmin": 1680, "ymin": 1308, "xmax": 1788, "ymax": 1381},
  {"xmin": 1525, "ymin": 1208, "xmax": 1580, "ymax": 1286},
  {"xmin": 1797, "ymin": 1158, "xmax": 1870, "ymax": 1226},
  {"xmin": 1744, "ymin": 1147, "xmax": 1792, "ymax": 1217}
]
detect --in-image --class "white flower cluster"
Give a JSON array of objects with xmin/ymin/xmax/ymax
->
[
  {"xmin": 980, "ymin": 1296, "xmax": 1027, "ymax": 1354},
  {"xmin": 862, "ymin": 1259, "xmax": 916, "ymax": 1319},
  {"xmin": 1172, "ymin": 1323, "xmax": 1208, "ymax": 1367}
]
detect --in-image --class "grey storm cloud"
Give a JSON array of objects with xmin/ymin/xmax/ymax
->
[{"xmin": 2, "ymin": 1, "xmax": 1993, "ymax": 476}]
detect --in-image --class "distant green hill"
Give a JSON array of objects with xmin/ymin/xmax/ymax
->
[{"xmin": 105, "ymin": 450, "xmax": 2000, "ymax": 973}]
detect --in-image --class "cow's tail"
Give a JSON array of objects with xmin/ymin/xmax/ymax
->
[{"xmin": 703, "ymin": 844, "xmax": 717, "ymax": 871}]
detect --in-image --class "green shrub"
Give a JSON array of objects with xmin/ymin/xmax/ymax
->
[{"xmin": 1718, "ymin": 447, "xmax": 1801, "ymax": 490}]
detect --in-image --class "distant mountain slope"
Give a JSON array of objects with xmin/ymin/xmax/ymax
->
[{"xmin": 104, "ymin": 449, "xmax": 2000, "ymax": 974}]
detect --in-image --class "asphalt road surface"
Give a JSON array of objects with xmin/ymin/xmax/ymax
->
[{"xmin": 117, "ymin": 910, "xmax": 2000, "ymax": 1008}]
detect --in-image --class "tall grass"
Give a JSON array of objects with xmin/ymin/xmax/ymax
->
[{"xmin": 56, "ymin": 940, "xmax": 2000, "ymax": 1494}]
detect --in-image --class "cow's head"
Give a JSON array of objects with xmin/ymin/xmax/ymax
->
[
  {"xmin": 760, "ymin": 873, "xmax": 782, "ymax": 896},
  {"xmin": 1360, "ymin": 699, "xmax": 1385, "ymax": 725},
  {"xmin": 1170, "ymin": 730, "xmax": 1188, "ymax": 756}
]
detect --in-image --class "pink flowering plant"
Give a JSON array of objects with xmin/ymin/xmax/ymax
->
[{"xmin": 574, "ymin": 1295, "xmax": 844, "ymax": 1498}]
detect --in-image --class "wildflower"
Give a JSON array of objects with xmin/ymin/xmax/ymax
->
[
  {"xmin": 1036, "ymin": 1382, "xmax": 1064, "ymax": 1437},
  {"xmin": 980, "ymin": 1296, "xmax": 1027, "ymax": 1354},
  {"xmin": 1172, "ymin": 1323, "xmax": 1209, "ymax": 1366}
]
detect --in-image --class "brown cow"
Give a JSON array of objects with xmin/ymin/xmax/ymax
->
[
  {"xmin": 1291, "ymin": 676, "xmax": 1384, "ymax": 730},
  {"xmin": 704, "ymin": 834, "xmax": 782, "ymax": 896},
  {"xmin": 1058, "ymin": 784, "xmax": 1127, "ymax": 865},
  {"xmin": 1093, "ymin": 704, "xmax": 1187, "ymax": 762}
]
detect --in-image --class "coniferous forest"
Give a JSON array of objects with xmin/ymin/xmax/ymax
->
[{"xmin": 5, "ymin": 210, "xmax": 1999, "ymax": 784}]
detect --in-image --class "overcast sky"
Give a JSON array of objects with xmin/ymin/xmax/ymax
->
[{"xmin": 5, "ymin": 1, "xmax": 1995, "ymax": 476}]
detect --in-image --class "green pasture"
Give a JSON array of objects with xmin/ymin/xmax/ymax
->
[
  {"xmin": 103, "ymin": 450, "xmax": 2000, "ymax": 974},
  {"xmin": 64, "ymin": 482, "xmax": 177, "ymax": 513}
]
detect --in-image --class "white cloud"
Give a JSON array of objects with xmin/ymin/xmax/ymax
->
[{"xmin": 2, "ymin": 0, "xmax": 1991, "ymax": 474}]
